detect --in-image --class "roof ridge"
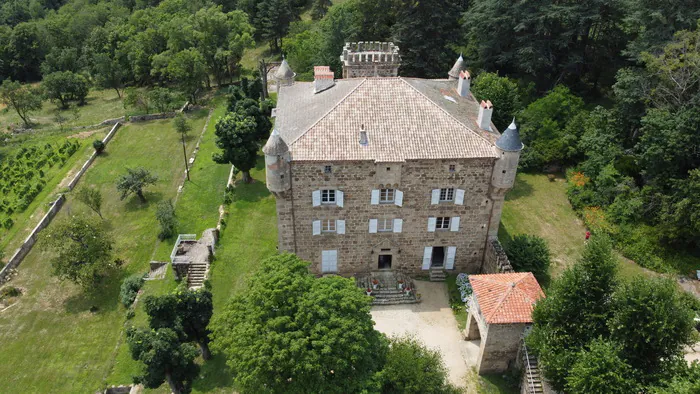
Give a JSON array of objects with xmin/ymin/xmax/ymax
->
[
  {"xmin": 485, "ymin": 282, "xmax": 516, "ymax": 323},
  {"xmin": 398, "ymin": 78, "xmax": 498, "ymax": 150},
  {"xmin": 288, "ymin": 79, "xmax": 368, "ymax": 146}
]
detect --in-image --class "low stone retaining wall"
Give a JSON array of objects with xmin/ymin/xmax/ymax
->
[{"xmin": 483, "ymin": 239, "xmax": 514, "ymax": 274}]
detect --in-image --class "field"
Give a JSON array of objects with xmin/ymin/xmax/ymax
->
[{"xmin": 0, "ymin": 110, "xmax": 207, "ymax": 393}]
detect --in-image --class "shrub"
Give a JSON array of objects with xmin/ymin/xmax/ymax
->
[
  {"xmin": 119, "ymin": 274, "xmax": 145, "ymax": 307},
  {"xmin": 92, "ymin": 140, "xmax": 105, "ymax": 153},
  {"xmin": 505, "ymin": 234, "xmax": 551, "ymax": 282},
  {"xmin": 155, "ymin": 200, "xmax": 177, "ymax": 240},
  {"xmin": 0, "ymin": 286, "xmax": 21, "ymax": 299}
]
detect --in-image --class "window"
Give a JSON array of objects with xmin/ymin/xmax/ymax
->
[
  {"xmin": 439, "ymin": 188, "xmax": 454, "ymax": 202},
  {"xmin": 449, "ymin": 164, "xmax": 456, "ymax": 173},
  {"xmin": 380, "ymin": 188, "xmax": 395, "ymax": 203},
  {"xmin": 436, "ymin": 217, "xmax": 451, "ymax": 230},
  {"xmin": 321, "ymin": 189, "xmax": 336, "ymax": 204},
  {"xmin": 378, "ymin": 218, "xmax": 394, "ymax": 232},
  {"xmin": 324, "ymin": 165, "xmax": 332, "ymax": 174},
  {"xmin": 322, "ymin": 219, "xmax": 336, "ymax": 232}
]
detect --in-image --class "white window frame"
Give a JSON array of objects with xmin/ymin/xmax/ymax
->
[
  {"xmin": 321, "ymin": 189, "xmax": 336, "ymax": 204},
  {"xmin": 439, "ymin": 188, "xmax": 455, "ymax": 202},
  {"xmin": 436, "ymin": 217, "xmax": 451, "ymax": 230},
  {"xmin": 321, "ymin": 219, "xmax": 336, "ymax": 233},
  {"xmin": 379, "ymin": 188, "xmax": 395, "ymax": 204},
  {"xmin": 377, "ymin": 218, "xmax": 394, "ymax": 232}
]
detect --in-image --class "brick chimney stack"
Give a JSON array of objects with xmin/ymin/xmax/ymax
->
[
  {"xmin": 477, "ymin": 100, "xmax": 494, "ymax": 131},
  {"xmin": 457, "ymin": 70, "xmax": 471, "ymax": 97},
  {"xmin": 313, "ymin": 66, "xmax": 335, "ymax": 94}
]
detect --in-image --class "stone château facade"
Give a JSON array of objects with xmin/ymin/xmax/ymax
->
[{"xmin": 263, "ymin": 42, "xmax": 523, "ymax": 276}]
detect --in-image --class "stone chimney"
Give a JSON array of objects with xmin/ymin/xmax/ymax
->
[
  {"xmin": 313, "ymin": 66, "xmax": 335, "ymax": 93},
  {"xmin": 477, "ymin": 100, "xmax": 493, "ymax": 130},
  {"xmin": 457, "ymin": 70, "xmax": 471, "ymax": 97}
]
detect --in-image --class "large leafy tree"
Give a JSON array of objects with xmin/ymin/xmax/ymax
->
[
  {"xmin": 565, "ymin": 339, "xmax": 638, "ymax": 394},
  {"xmin": 254, "ymin": 0, "xmax": 295, "ymax": 52},
  {"xmin": 212, "ymin": 112, "xmax": 259, "ymax": 183},
  {"xmin": 0, "ymin": 79, "xmax": 42, "ymax": 127},
  {"xmin": 126, "ymin": 327, "xmax": 200, "ymax": 394},
  {"xmin": 75, "ymin": 187, "xmax": 104, "ymax": 219},
  {"xmin": 162, "ymin": 48, "xmax": 207, "ymax": 104},
  {"xmin": 232, "ymin": 98, "xmax": 272, "ymax": 141},
  {"xmin": 42, "ymin": 215, "xmax": 114, "ymax": 289},
  {"xmin": 42, "ymin": 71, "xmax": 90, "ymax": 109},
  {"xmin": 116, "ymin": 167, "xmax": 159, "ymax": 203},
  {"xmin": 470, "ymin": 72, "xmax": 523, "ymax": 130},
  {"xmin": 143, "ymin": 287, "xmax": 214, "ymax": 360},
  {"xmin": 211, "ymin": 253, "xmax": 386, "ymax": 393},
  {"xmin": 504, "ymin": 234, "xmax": 551, "ymax": 283},
  {"xmin": 528, "ymin": 236, "xmax": 618, "ymax": 390}
]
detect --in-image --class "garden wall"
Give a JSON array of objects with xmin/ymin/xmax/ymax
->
[
  {"xmin": 0, "ymin": 122, "xmax": 121, "ymax": 285},
  {"xmin": 482, "ymin": 239, "xmax": 514, "ymax": 274}
]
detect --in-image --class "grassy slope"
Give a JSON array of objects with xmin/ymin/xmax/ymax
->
[
  {"xmin": 0, "ymin": 111, "xmax": 206, "ymax": 393},
  {"xmin": 500, "ymin": 173, "xmax": 647, "ymax": 281}
]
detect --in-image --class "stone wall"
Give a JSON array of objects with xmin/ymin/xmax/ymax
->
[
  {"xmin": 482, "ymin": 239, "xmax": 514, "ymax": 274},
  {"xmin": 276, "ymin": 158, "xmax": 498, "ymax": 275},
  {"xmin": 0, "ymin": 122, "xmax": 122, "ymax": 285},
  {"xmin": 477, "ymin": 322, "xmax": 529, "ymax": 374}
]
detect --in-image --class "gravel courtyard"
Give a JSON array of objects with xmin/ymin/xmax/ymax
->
[{"xmin": 371, "ymin": 280, "xmax": 481, "ymax": 388}]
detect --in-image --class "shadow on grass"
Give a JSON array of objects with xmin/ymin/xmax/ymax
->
[
  {"xmin": 479, "ymin": 373, "xmax": 519, "ymax": 393},
  {"xmin": 504, "ymin": 175, "xmax": 534, "ymax": 201},
  {"xmin": 122, "ymin": 191, "xmax": 164, "ymax": 211},
  {"xmin": 63, "ymin": 270, "xmax": 122, "ymax": 315},
  {"xmin": 193, "ymin": 352, "xmax": 234, "ymax": 392},
  {"xmin": 233, "ymin": 180, "xmax": 270, "ymax": 203}
]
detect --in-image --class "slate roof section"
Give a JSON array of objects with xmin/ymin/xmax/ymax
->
[
  {"xmin": 469, "ymin": 272, "xmax": 544, "ymax": 324},
  {"xmin": 275, "ymin": 77, "xmax": 499, "ymax": 162},
  {"xmin": 495, "ymin": 119, "xmax": 524, "ymax": 152}
]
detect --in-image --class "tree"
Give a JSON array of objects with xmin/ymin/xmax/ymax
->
[
  {"xmin": 173, "ymin": 113, "xmax": 192, "ymax": 180},
  {"xmin": 379, "ymin": 336, "xmax": 459, "ymax": 394},
  {"xmin": 91, "ymin": 53, "xmax": 126, "ymax": 98},
  {"xmin": 93, "ymin": 140, "xmax": 105, "ymax": 154},
  {"xmin": 504, "ymin": 234, "xmax": 551, "ymax": 283},
  {"xmin": 127, "ymin": 327, "xmax": 200, "ymax": 394},
  {"xmin": 53, "ymin": 111, "xmax": 69, "ymax": 132},
  {"xmin": 155, "ymin": 200, "xmax": 177, "ymax": 240},
  {"xmin": 311, "ymin": 0, "xmax": 332, "ymax": 20},
  {"xmin": 0, "ymin": 79, "xmax": 42, "ymax": 127},
  {"xmin": 163, "ymin": 49, "xmax": 207, "ymax": 104},
  {"xmin": 471, "ymin": 72, "xmax": 522, "ymax": 129},
  {"xmin": 144, "ymin": 287, "xmax": 214, "ymax": 360},
  {"xmin": 213, "ymin": 112, "xmax": 259, "ymax": 183},
  {"xmin": 75, "ymin": 187, "xmax": 104, "ymax": 219},
  {"xmin": 566, "ymin": 339, "xmax": 638, "ymax": 394},
  {"xmin": 148, "ymin": 87, "xmax": 178, "ymax": 113},
  {"xmin": 518, "ymin": 86, "xmax": 585, "ymax": 170},
  {"xmin": 254, "ymin": 0, "xmax": 295, "ymax": 52},
  {"xmin": 116, "ymin": 167, "xmax": 158, "ymax": 203},
  {"xmin": 232, "ymin": 98, "xmax": 272, "ymax": 141},
  {"xmin": 123, "ymin": 88, "xmax": 150, "ymax": 114},
  {"xmin": 42, "ymin": 215, "xmax": 113, "ymax": 289},
  {"xmin": 528, "ymin": 236, "xmax": 619, "ymax": 390},
  {"xmin": 43, "ymin": 71, "xmax": 89, "ymax": 109},
  {"xmin": 609, "ymin": 276, "xmax": 695, "ymax": 378},
  {"xmin": 211, "ymin": 253, "xmax": 386, "ymax": 393}
]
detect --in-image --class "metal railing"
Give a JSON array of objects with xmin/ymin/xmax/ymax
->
[{"xmin": 170, "ymin": 234, "xmax": 197, "ymax": 263}]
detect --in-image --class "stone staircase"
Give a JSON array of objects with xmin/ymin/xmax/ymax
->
[
  {"xmin": 429, "ymin": 268, "xmax": 446, "ymax": 282},
  {"xmin": 356, "ymin": 271, "xmax": 419, "ymax": 305},
  {"xmin": 187, "ymin": 260, "xmax": 209, "ymax": 289},
  {"xmin": 522, "ymin": 345, "xmax": 545, "ymax": 394}
]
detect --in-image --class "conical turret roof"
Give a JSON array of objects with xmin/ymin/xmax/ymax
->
[
  {"xmin": 263, "ymin": 129, "xmax": 289, "ymax": 155},
  {"xmin": 274, "ymin": 58, "xmax": 296, "ymax": 80},
  {"xmin": 448, "ymin": 54, "xmax": 465, "ymax": 79},
  {"xmin": 496, "ymin": 118, "xmax": 524, "ymax": 152}
]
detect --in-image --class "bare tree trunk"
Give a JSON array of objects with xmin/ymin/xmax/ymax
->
[
  {"xmin": 199, "ymin": 341, "xmax": 211, "ymax": 360},
  {"xmin": 242, "ymin": 171, "xmax": 252, "ymax": 183},
  {"xmin": 166, "ymin": 372, "xmax": 181, "ymax": 394},
  {"xmin": 137, "ymin": 190, "xmax": 146, "ymax": 203}
]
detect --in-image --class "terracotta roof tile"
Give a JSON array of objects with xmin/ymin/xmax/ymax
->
[{"xmin": 469, "ymin": 272, "xmax": 544, "ymax": 324}]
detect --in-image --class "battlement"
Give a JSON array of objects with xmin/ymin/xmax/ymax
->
[{"xmin": 340, "ymin": 41, "xmax": 401, "ymax": 78}]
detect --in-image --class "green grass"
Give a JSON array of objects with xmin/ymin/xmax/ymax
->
[
  {"xmin": 0, "ymin": 111, "xmax": 206, "ymax": 393},
  {"xmin": 500, "ymin": 173, "xmax": 648, "ymax": 281},
  {"xmin": 446, "ymin": 273, "xmax": 467, "ymax": 331}
]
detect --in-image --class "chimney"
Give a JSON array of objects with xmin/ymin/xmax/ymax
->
[
  {"xmin": 457, "ymin": 70, "xmax": 471, "ymax": 97},
  {"xmin": 314, "ymin": 66, "xmax": 335, "ymax": 93},
  {"xmin": 477, "ymin": 100, "xmax": 493, "ymax": 131}
]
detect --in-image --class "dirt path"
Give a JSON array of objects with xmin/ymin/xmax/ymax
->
[{"xmin": 371, "ymin": 281, "xmax": 478, "ymax": 388}]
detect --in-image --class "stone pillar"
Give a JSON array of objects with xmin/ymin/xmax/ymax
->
[
  {"xmin": 487, "ymin": 192, "xmax": 506, "ymax": 240},
  {"xmin": 465, "ymin": 312, "xmax": 481, "ymax": 340}
]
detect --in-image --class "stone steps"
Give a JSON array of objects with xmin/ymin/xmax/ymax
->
[
  {"xmin": 187, "ymin": 262, "xmax": 209, "ymax": 288},
  {"xmin": 357, "ymin": 271, "xmax": 419, "ymax": 305},
  {"xmin": 429, "ymin": 269, "xmax": 446, "ymax": 282}
]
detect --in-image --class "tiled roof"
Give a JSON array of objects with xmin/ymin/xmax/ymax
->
[
  {"xmin": 469, "ymin": 272, "xmax": 544, "ymax": 324},
  {"xmin": 277, "ymin": 78, "xmax": 498, "ymax": 162}
]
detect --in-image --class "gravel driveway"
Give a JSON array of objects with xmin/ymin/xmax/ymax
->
[{"xmin": 371, "ymin": 280, "xmax": 481, "ymax": 388}]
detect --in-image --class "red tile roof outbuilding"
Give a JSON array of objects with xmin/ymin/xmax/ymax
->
[{"xmin": 469, "ymin": 272, "xmax": 545, "ymax": 324}]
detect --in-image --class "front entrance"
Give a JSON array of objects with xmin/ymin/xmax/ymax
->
[
  {"xmin": 378, "ymin": 254, "xmax": 392, "ymax": 270},
  {"xmin": 431, "ymin": 247, "xmax": 445, "ymax": 267}
]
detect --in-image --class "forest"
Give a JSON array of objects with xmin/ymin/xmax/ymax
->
[{"xmin": 0, "ymin": 0, "xmax": 699, "ymax": 270}]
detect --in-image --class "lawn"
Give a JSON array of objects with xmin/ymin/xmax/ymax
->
[
  {"xmin": 500, "ymin": 173, "xmax": 647, "ymax": 280},
  {"xmin": 0, "ymin": 110, "xmax": 207, "ymax": 393}
]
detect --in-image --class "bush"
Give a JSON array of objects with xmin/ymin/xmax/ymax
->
[
  {"xmin": 0, "ymin": 286, "xmax": 21, "ymax": 299},
  {"xmin": 155, "ymin": 200, "xmax": 177, "ymax": 240},
  {"xmin": 119, "ymin": 274, "xmax": 145, "ymax": 307},
  {"xmin": 92, "ymin": 140, "xmax": 105, "ymax": 153},
  {"xmin": 504, "ymin": 234, "xmax": 551, "ymax": 282}
]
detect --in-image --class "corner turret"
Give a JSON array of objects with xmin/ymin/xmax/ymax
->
[
  {"xmin": 448, "ymin": 54, "xmax": 465, "ymax": 80},
  {"xmin": 274, "ymin": 57, "xmax": 296, "ymax": 92},
  {"xmin": 492, "ymin": 119, "xmax": 523, "ymax": 189},
  {"xmin": 263, "ymin": 129, "xmax": 291, "ymax": 193}
]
